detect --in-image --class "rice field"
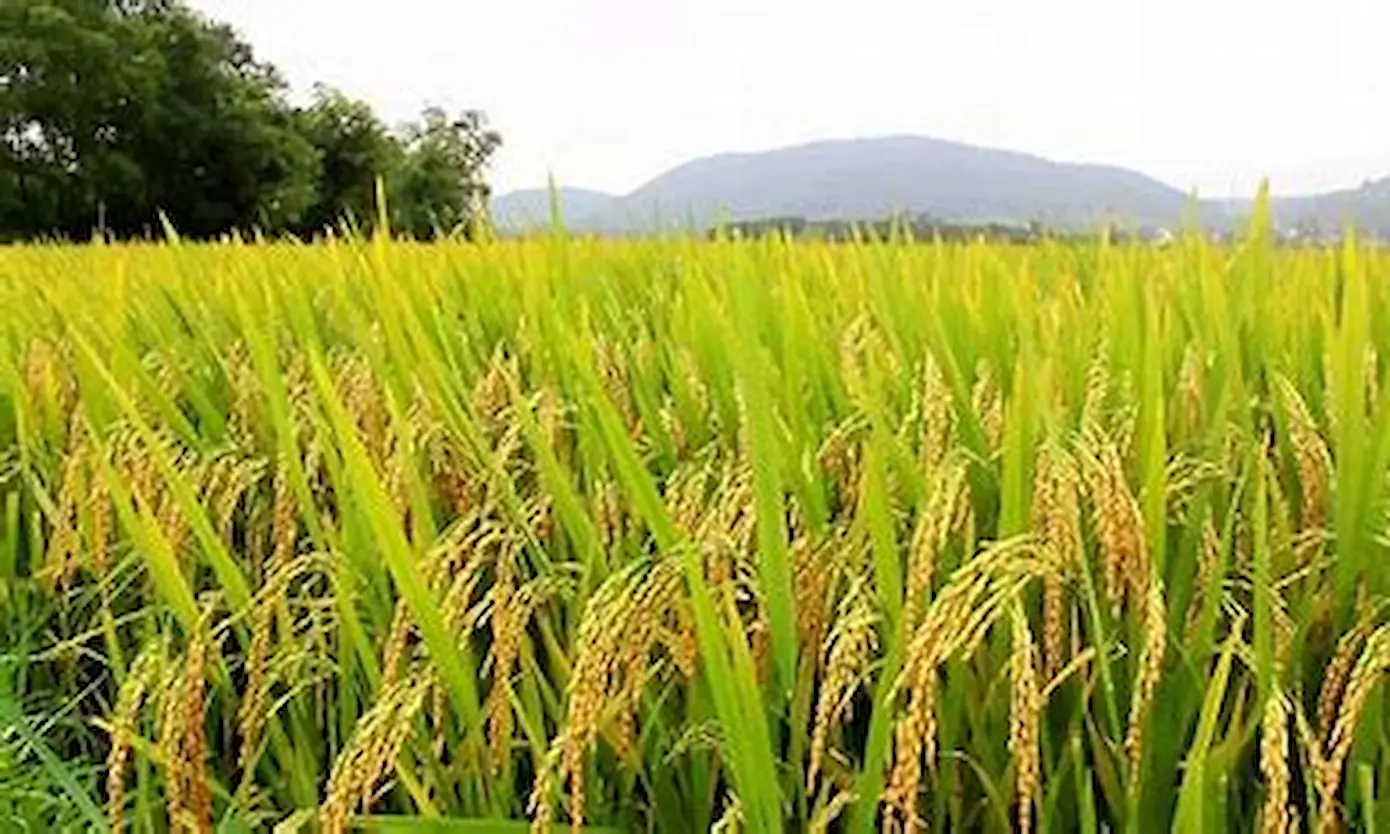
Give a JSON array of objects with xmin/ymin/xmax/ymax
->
[{"xmin": 3, "ymin": 207, "xmax": 1390, "ymax": 832}]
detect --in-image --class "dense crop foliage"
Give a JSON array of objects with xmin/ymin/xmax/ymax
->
[{"xmin": 5, "ymin": 211, "xmax": 1390, "ymax": 832}]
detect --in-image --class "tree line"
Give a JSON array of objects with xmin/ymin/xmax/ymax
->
[
  {"xmin": 711, "ymin": 214, "xmax": 1189, "ymax": 245},
  {"xmin": 1, "ymin": 0, "xmax": 501, "ymax": 241}
]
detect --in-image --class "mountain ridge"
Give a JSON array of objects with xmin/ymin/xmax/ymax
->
[
  {"xmin": 492, "ymin": 136, "xmax": 1389, "ymax": 235},
  {"xmin": 490, "ymin": 186, "xmax": 618, "ymax": 229}
]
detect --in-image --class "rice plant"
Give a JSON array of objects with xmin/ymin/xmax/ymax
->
[{"xmin": 4, "ymin": 202, "xmax": 1390, "ymax": 832}]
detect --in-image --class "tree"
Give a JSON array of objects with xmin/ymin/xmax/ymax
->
[
  {"xmin": 289, "ymin": 92, "xmax": 504, "ymax": 240},
  {"xmin": 294, "ymin": 84, "xmax": 400, "ymax": 236},
  {"xmin": 390, "ymin": 107, "xmax": 501, "ymax": 239},
  {"xmin": 127, "ymin": 5, "xmax": 320, "ymax": 236},
  {"xmin": 1, "ymin": 1, "xmax": 501, "ymax": 241},
  {"xmin": 0, "ymin": 0, "xmax": 149, "ymax": 237},
  {"xmin": 1, "ymin": 0, "xmax": 323, "ymax": 238}
]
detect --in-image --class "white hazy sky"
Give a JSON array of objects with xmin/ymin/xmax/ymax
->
[{"xmin": 191, "ymin": 0, "xmax": 1389, "ymax": 198}]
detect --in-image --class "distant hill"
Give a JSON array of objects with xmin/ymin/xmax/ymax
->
[
  {"xmin": 1203, "ymin": 179, "xmax": 1390, "ymax": 239},
  {"xmin": 1275, "ymin": 179, "xmax": 1390, "ymax": 236},
  {"xmin": 491, "ymin": 187, "xmax": 617, "ymax": 230},
  {"xmin": 602, "ymin": 136, "xmax": 1193, "ymax": 231},
  {"xmin": 491, "ymin": 136, "xmax": 1390, "ymax": 236}
]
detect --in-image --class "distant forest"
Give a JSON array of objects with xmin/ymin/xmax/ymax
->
[
  {"xmin": 709, "ymin": 215, "xmax": 1177, "ymax": 244},
  {"xmin": 708, "ymin": 213, "xmax": 1367, "ymax": 246}
]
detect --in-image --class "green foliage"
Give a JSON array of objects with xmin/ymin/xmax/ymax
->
[
  {"xmin": 294, "ymin": 85, "xmax": 403, "ymax": 236},
  {"xmin": 388, "ymin": 109, "xmax": 501, "ymax": 240},
  {"xmin": 0, "ymin": 0, "xmax": 500, "ymax": 241}
]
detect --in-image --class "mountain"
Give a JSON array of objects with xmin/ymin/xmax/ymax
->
[
  {"xmin": 491, "ymin": 187, "xmax": 617, "ymax": 230},
  {"xmin": 601, "ymin": 136, "xmax": 1192, "ymax": 231},
  {"xmin": 491, "ymin": 136, "xmax": 1390, "ymax": 236},
  {"xmin": 1202, "ymin": 179, "xmax": 1390, "ymax": 239},
  {"xmin": 1274, "ymin": 179, "xmax": 1390, "ymax": 236}
]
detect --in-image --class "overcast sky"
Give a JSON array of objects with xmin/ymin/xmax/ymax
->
[{"xmin": 191, "ymin": 0, "xmax": 1389, "ymax": 198}]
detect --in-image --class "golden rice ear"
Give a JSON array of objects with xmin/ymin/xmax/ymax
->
[
  {"xmin": 1277, "ymin": 376, "xmax": 1334, "ymax": 534},
  {"xmin": 1183, "ymin": 519, "xmax": 1223, "ymax": 643},
  {"xmin": 182, "ymin": 615, "xmax": 215, "ymax": 834},
  {"xmin": 106, "ymin": 646, "xmax": 167, "ymax": 833},
  {"xmin": 1317, "ymin": 617, "xmax": 1376, "ymax": 739},
  {"xmin": 1260, "ymin": 690, "xmax": 1293, "ymax": 834},
  {"xmin": 1030, "ymin": 441, "xmax": 1082, "ymax": 679},
  {"xmin": 790, "ymin": 533, "xmax": 831, "ymax": 658},
  {"xmin": 320, "ymin": 677, "xmax": 431, "ymax": 834},
  {"xmin": 483, "ymin": 550, "xmax": 566, "ymax": 777},
  {"xmin": 971, "ymin": 359, "xmax": 1004, "ymax": 451},
  {"xmin": 903, "ymin": 453, "xmax": 969, "ymax": 628},
  {"xmin": 808, "ymin": 589, "xmax": 879, "ymax": 792},
  {"xmin": 483, "ymin": 558, "xmax": 520, "ymax": 775},
  {"xmin": 153, "ymin": 610, "xmax": 215, "ymax": 834},
  {"xmin": 918, "ymin": 352, "xmax": 954, "ymax": 471},
  {"xmin": 545, "ymin": 558, "xmax": 689, "ymax": 830},
  {"xmin": 1078, "ymin": 427, "xmax": 1149, "ymax": 615},
  {"xmin": 236, "ymin": 574, "xmax": 283, "ymax": 781},
  {"xmin": 155, "ymin": 663, "xmax": 188, "ymax": 830},
  {"xmin": 1315, "ymin": 625, "xmax": 1390, "ymax": 831},
  {"xmin": 1177, "ymin": 341, "xmax": 1206, "ymax": 434},
  {"xmin": 527, "ymin": 744, "xmax": 563, "ymax": 834},
  {"xmin": 883, "ymin": 539, "xmax": 1062, "ymax": 829},
  {"xmin": 1080, "ymin": 335, "xmax": 1112, "ymax": 432},
  {"xmin": 1125, "ymin": 578, "xmax": 1168, "ymax": 781},
  {"xmin": 1009, "ymin": 605, "xmax": 1042, "ymax": 834}
]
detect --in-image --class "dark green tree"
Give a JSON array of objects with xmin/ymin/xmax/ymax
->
[
  {"xmin": 0, "ymin": 0, "xmax": 152, "ymax": 237},
  {"xmin": 294, "ymin": 84, "xmax": 401, "ymax": 236},
  {"xmin": 1, "ymin": 0, "xmax": 500, "ymax": 241},
  {"xmin": 1, "ymin": 0, "xmax": 320, "ymax": 238},
  {"xmin": 390, "ymin": 107, "xmax": 501, "ymax": 239},
  {"xmin": 124, "ymin": 6, "xmax": 320, "ymax": 236}
]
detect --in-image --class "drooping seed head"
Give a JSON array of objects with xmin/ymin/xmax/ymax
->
[
  {"xmin": 1124, "ymin": 578, "xmax": 1167, "ymax": 781},
  {"xmin": 1260, "ymin": 690, "xmax": 1293, "ymax": 834}
]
